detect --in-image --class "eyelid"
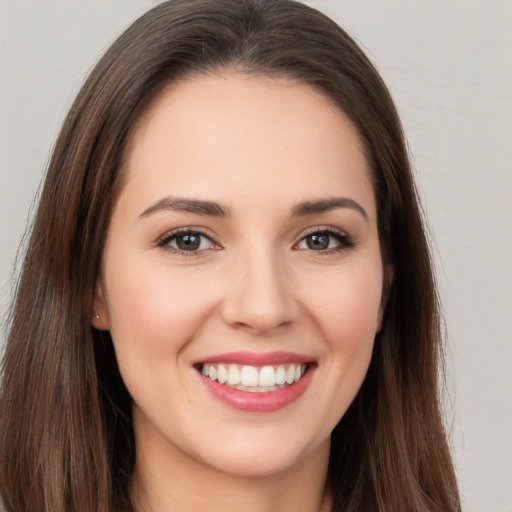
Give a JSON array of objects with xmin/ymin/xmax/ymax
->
[
  {"xmin": 156, "ymin": 226, "xmax": 222, "ymax": 255},
  {"xmin": 293, "ymin": 225, "xmax": 355, "ymax": 254},
  {"xmin": 155, "ymin": 225, "xmax": 354, "ymax": 257},
  {"xmin": 298, "ymin": 225, "xmax": 348, "ymax": 238},
  {"xmin": 296, "ymin": 225, "xmax": 350, "ymax": 242}
]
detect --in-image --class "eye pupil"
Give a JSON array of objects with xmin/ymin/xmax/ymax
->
[
  {"xmin": 176, "ymin": 234, "xmax": 201, "ymax": 251},
  {"xmin": 307, "ymin": 234, "xmax": 329, "ymax": 250}
]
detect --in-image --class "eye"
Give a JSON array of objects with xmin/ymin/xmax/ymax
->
[
  {"xmin": 158, "ymin": 228, "xmax": 220, "ymax": 255},
  {"xmin": 295, "ymin": 228, "xmax": 354, "ymax": 253}
]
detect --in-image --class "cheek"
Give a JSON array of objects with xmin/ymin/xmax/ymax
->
[
  {"xmin": 104, "ymin": 261, "xmax": 220, "ymax": 362},
  {"xmin": 306, "ymin": 265, "xmax": 383, "ymax": 347},
  {"xmin": 293, "ymin": 262, "xmax": 383, "ymax": 433}
]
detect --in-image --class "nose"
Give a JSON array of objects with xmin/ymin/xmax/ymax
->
[{"xmin": 220, "ymin": 246, "xmax": 299, "ymax": 335}]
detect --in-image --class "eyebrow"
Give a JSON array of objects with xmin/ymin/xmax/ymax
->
[
  {"xmin": 292, "ymin": 197, "xmax": 368, "ymax": 221},
  {"xmin": 139, "ymin": 195, "xmax": 368, "ymax": 222},
  {"xmin": 139, "ymin": 196, "xmax": 229, "ymax": 219}
]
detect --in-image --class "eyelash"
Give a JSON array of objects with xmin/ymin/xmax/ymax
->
[
  {"xmin": 156, "ymin": 227, "xmax": 221, "ymax": 257},
  {"xmin": 293, "ymin": 227, "xmax": 355, "ymax": 256},
  {"xmin": 156, "ymin": 226, "xmax": 355, "ymax": 257}
]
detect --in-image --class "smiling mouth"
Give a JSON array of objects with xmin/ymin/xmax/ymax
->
[{"xmin": 195, "ymin": 363, "xmax": 310, "ymax": 393}]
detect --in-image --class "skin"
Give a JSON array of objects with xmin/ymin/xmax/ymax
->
[{"xmin": 94, "ymin": 72, "xmax": 385, "ymax": 512}]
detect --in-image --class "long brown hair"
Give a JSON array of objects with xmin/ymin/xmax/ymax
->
[{"xmin": 0, "ymin": 1, "xmax": 460, "ymax": 511}]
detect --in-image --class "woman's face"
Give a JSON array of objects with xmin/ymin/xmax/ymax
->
[{"xmin": 94, "ymin": 73, "xmax": 384, "ymax": 478}]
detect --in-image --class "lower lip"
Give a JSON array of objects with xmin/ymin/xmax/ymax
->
[{"xmin": 198, "ymin": 367, "xmax": 314, "ymax": 412}]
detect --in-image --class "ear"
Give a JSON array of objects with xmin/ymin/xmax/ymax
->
[
  {"xmin": 376, "ymin": 264, "xmax": 394, "ymax": 333},
  {"xmin": 92, "ymin": 279, "xmax": 110, "ymax": 330}
]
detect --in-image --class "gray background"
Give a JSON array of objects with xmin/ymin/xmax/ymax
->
[{"xmin": 1, "ymin": 1, "xmax": 511, "ymax": 510}]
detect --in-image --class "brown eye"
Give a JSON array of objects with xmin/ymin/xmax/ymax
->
[
  {"xmin": 160, "ymin": 230, "xmax": 218, "ymax": 254},
  {"xmin": 175, "ymin": 233, "xmax": 201, "ymax": 251},
  {"xmin": 296, "ymin": 229, "xmax": 354, "ymax": 254},
  {"xmin": 306, "ymin": 233, "xmax": 330, "ymax": 250}
]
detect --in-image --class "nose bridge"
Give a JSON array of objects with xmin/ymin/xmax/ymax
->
[{"xmin": 221, "ymin": 240, "xmax": 298, "ymax": 334}]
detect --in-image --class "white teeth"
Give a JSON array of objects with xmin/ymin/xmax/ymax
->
[
  {"xmin": 217, "ymin": 364, "xmax": 228, "ymax": 384},
  {"xmin": 200, "ymin": 362, "xmax": 309, "ymax": 391},
  {"xmin": 208, "ymin": 365, "xmax": 217, "ymax": 381},
  {"xmin": 286, "ymin": 365, "xmax": 295, "ymax": 384},
  {"xmin": 259, "ymin": 365, "xmax": 276, "ymax": 387},
  {"xmin": 275, "ymin": 365, "xmax": 286, "ymax": 385},
  {"xmin": 240, "ymin": 366, "xmax": 259, "ymax": 387},
  {"xmin": 227, "ymin": 365, "xmax": 241, "ymax": 385}
]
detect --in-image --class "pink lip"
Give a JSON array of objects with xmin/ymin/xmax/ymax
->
[
  {"xmin": 196, "ymin": 366, "xmax": 315, "ymax": 414},
  {"xmin": 195, "ymin": 351, "xmax": 314, "ymax": 366}
]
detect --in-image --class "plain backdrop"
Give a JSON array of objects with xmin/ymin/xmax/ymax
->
[{"xmin": 1, "ymin": 1, "xmax": 511, "ymax": 511}]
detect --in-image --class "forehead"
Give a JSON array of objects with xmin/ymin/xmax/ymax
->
[{"xmin": 120, "ymin": 72, "xmax": 375, "ymax": 217}]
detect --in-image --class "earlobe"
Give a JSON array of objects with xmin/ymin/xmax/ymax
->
[{"xmin": 92, "ymin": 280, "xmax": 110, "ymax": 330}]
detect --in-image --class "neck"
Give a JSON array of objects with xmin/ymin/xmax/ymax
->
[{"xmin": 130, "ymin": 424, "xmax": 332, "ymax": 512}]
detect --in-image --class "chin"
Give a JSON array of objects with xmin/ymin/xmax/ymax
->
[{"xmin": 191, "ymin": 429, "xmax": 330, "ymax": 479}]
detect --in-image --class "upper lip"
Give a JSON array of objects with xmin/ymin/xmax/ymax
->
[{"xmin": 194, "ymin": 351, "xmax": 315, "ymax": 366}]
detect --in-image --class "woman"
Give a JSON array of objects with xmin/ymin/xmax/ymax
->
[{"xmin": 0, "ymin": 0, "xmax": 461, "ymax": 511}]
